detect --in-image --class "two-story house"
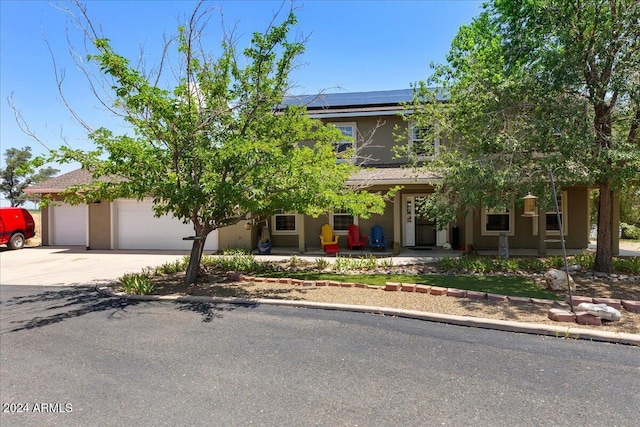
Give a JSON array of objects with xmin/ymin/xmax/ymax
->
[
  {"xmin": 267, "ymin": 89, "xmax": 598, "ymax": 255},
  {"xmin": 26, "ymin": 89, "xmax": 604, "ymax": 255}
]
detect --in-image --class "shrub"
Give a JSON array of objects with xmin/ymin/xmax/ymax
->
[
  {"xmin": 621, "ymin": 223, "xmax": 640, "ymax": 240},
  {"xmin": 315, "ymin": 258, "xmax": 329, "ymax": 269},
  {"xmin": 333, "ymin": 255, "xmax": 389, "ymax": 272},
  {"xmin": 221, "ymin": 247, "xmax": 252, "ymax": 255},
  {"xmin": 155, "ymin": 258, "xmax": 187, "ymax": 275},
  {"xmin": 378, "ymin": 257, "xmax": 394, "ymax": 269},
  {"xmin": 119, "ymin": 272, "xmax": 155, "ymax": 295},
  {"xmin": 203, "ymin": 253, "xmax": 268, "ymax": 272},
  {"xmin": 613, "ymin": 256, "xmax": 640, "ymax": 275},
  {"xmin": 571, "ymin": 252, "xmax": 595, "ymax": 270}
]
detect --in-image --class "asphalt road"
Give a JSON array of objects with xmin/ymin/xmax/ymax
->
[{"xmin": 1, "ymin": 285, "xmax": 639, "ymax": 426}]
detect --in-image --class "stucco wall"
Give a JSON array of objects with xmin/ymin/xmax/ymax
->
[
  {"xmin": 88, "ymin": 202, "xmax": 111, "ymax": 250},
  {"xmin": 216, "ymin": 221, "xmax": 252, "ymax": 251},
  {"xmin": 321, "ymin": 116, "xmax": 407, "ymax": 166},
  {"xmin": 471, "ymin": 186, "xmax": 590, "ymax": 250}
]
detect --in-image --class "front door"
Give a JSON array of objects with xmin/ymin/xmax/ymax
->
[
  {"xmin": 403, "ymin": 195, "xmax": 447, "ymax": 247},
  {"xmin": 415, "ymin": 198, "xmax": 436, "ymax": 246}
]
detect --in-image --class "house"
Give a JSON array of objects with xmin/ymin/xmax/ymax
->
[
  {"xmin": 270, "ymin": 89, "xmax": 604, "ymax": 255},
  {"xmin": 26, "ymin": 89, "xmax": 612, "ymax": 255},
  {"xmin": 24, "ymin": 169, "xmax": 222, "ymax": 251}
]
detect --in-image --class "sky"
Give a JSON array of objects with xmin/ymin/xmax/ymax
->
[{"xmin": 0, "ymin": 0, "xmax": 483, "ymax": 205}]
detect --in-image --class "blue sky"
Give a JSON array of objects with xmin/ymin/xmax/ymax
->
[{"xmin": 0, "ymin": 0, "xmax": 483, "ymax": 198}]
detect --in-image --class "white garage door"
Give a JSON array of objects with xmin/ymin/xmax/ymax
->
[
  {"xmin": 115, "ymin": 200, "xmax": 218, "ymax": 250},
  {"xmin": 50, "ymin": 203, "xmax": 87, "ymax": 246}
]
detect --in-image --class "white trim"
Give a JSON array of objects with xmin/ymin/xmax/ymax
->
[
  {"xmin": 403, "ymin": 194, "xmax": 415, "ymax": 247},
  {"xmin": 403, "ymin": 194, "xmax": 448, "ymax": 247},
  {"xmin": 481, "ymin": 206, "xmax": 515, "ymax": 236},
  {"xmin": 329, "ymin": 122, "xmax": 357, "ymax": 163},
  {"xmin": 309, "ymin": 110, "xmax": 412, "ymax": 119},
  {"xmin": 408, "ymin": 121, "xmax": 440, "ymax": 161},
  {"xmin": 329, "ymin": 210, "xmax": 357, "ymax": 235},
  {"xmin": 533, "ymin": 191, "xmax": 568, "ymax": 236},
  {"xmin": 271, "ymin": 211, "xmax": 299, "ymax": 235}
]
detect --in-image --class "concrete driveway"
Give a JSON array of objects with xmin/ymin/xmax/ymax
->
[{"xmin": 0, "ymin": 246, "xmax": 189, "ymax": 286}]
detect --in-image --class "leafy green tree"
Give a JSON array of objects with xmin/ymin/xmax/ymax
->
[
  {"xmin": 1, "ymin": 146, "xmax": 58, "ymax": 207},
  {"xmin": 38, "ymin": 2, "xmax": 385, "ymax": 284},
  {"xmin": 620, "ymin": 185, "xmax": 640, "ymax": 227},
  {"xmin": 407, "ymin": 0, "xmax": 640, "ymax": 272}
]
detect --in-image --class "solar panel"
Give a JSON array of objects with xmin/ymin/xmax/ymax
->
[{"xmin": 280, "ymin": 88, "xmax": 443, "ymax": 109}]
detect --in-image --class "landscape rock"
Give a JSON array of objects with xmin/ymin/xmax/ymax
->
[
  {"xmin": 577, "ymin": 302, "xmax": 621, "ymax": 321},
  {"xmin": 544, "ymin": 268, "xmax": 576, "ymax": 291}
]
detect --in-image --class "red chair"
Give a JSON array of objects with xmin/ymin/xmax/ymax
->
[{"xmin": 347, "ymin": 224, "xmax": 367, "ymax": 250}]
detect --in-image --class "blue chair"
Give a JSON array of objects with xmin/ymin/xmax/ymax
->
[{"xmin": 369, "ymin": 225, "xmax": 387, "ymax": 250}]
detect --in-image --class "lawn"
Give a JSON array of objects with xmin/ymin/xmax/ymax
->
[{"xmin": 256, "ymin": 271, "xmax": 559, "ymax": 300}]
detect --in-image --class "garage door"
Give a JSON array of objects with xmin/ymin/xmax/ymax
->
[
  {"xmin": 115, "ymin": 199, "xmax": 218, "ymax": 250},
  {"xmin": 50, "ymin": 203, "xmax": 87, "ymax": 246}
]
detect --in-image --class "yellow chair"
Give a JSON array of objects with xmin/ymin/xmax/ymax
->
[{"xmin": 320, "ymin": 224, "xmax": 339, "ymax": 249}]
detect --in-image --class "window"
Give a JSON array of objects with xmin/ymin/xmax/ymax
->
[
  {"xmin": 533, "ymin": 191, "xmax": 568, "ymax": 236},
  {"xmin": 331, "ymin": 122, "xmax": 356, "ymax": 162},
  {"xmin": 331, "ymin": 210, "xmax": 355, "ymax": 233},
  {"xmin": 481, "ymin": 206, "xmax": 514, "ymax": 236},
  {"xmin": 272, "ymin": 210, "xmax": 297, "ymax": 234},
  {"xmin": 409, "ymin": 122, "xmax": 439, "ymax": 160}
]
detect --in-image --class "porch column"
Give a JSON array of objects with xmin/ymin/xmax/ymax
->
[
  {"xmin": 612, "ymin": 191, "xmax": 620, "ymax": 256},
  {"xmin": 464, "ymin": 209, "xmax": 474, "ymax": 248},
  {"xmin": 298, "ymin": 214, "xmax": 306, "ymax": 253},
  {"xmin": 393, "ymin": 192, "xmax": 401, "ymax": 247},
  {"xmin": 537, "ymin": 211, "xmax": 547, "ymax": 256}
]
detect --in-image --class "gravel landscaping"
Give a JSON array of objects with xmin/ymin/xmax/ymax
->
[{"xmin": 140, "ymin": 264, "xmax": 640, "ymax": 336}]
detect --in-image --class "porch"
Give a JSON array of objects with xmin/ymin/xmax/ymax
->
[{"xmin": 248, "ymin": 244, "xmax": 637, "ymax": 266}]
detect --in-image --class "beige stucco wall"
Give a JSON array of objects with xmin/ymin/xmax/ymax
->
[
  {"xmin": 217, "ymin": 221, "xmax": 252, "ymax": 252},
  {"xmin": 40, "ymin": 205, "xmax": 50, "ymax": 246},
  {"xmin": 321, "ymin": 115, "xmax": 408, "ymax": 166},
  {"xmin": 470, "ymin": 186, "xmax": 590, "ymax": 250},
  {"xmin": 88, "ymin": 202, "xmax": 111, "ymax": 250},
  {"xmin": 304, "ymin": 214, "xmax": 331, "ymax": 249}
]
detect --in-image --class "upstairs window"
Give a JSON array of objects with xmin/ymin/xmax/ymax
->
[
  {"xmin": 409, "ymin": 122, "xmax": 439, "ymax": 160},
  {"xmin": 331, "ymin": 122, "xmax": 356, "ymax": 162}
]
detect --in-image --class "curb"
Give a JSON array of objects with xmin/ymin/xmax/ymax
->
[{"xmin": 96, "ymin": 285, "xmax": 640, "ymax": 346}]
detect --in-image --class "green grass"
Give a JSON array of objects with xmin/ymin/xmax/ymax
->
[{"xmin": 255, "ymin": 271, "xmax": 559, "ymax": 300}]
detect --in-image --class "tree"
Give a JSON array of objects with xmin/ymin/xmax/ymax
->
[
  {"xmin": 35, "ymin": 1, "xmax": 385, "ymax": 284},
  {"xmin": 407, "ymin": 0, "xmax": 640, "ymax": 272},
  {"xmin": 1, "ymin": 146, "xmax": 58, "ymax": 207}
]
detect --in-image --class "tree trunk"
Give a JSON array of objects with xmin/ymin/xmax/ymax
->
[
  {"xmin": 184, "ymin": 234, "xmax": 207, "ymax": 285},
  {"xmin": 594, "ymin": 183, "xmax": 613, "ymax": 273}
]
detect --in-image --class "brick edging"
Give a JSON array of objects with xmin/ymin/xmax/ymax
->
[{"xmin": 229, "ymin": 272, "xmax": 640, "ymax": 314}]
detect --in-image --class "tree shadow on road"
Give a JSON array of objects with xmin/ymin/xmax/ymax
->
[
  {"xmin": 0, "ymin": 287, "xmax": 142, "ymax": 333},
  {"xmin": 0, "ymin": 286, "xmax": 259, "ymax": 332},
  {"xmin": 173, "ymin": 301, "xmax": 258, "ymax": 323}
]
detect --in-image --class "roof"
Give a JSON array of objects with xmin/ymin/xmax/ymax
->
[
  {"xmin": 279, "ymin": 88, "xmax": 445, "ymax": 119},
  {"xmin": 281, "ymin": 89, "xmax": 415, "ymax": 109},
  {"xmin": 24, "ymin": 169, "xmax": 121, "ymax": 194},
  {"xmin": 347, "ymin": 167, "xmax": 440, "ymax": 185},
  {"xmin": 25, "ymin": 166, "xmax": 440, "ymax": 195},
  {"xmin": 280, "ymin": 88, "xmax": 446, "ymax": 109}
]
